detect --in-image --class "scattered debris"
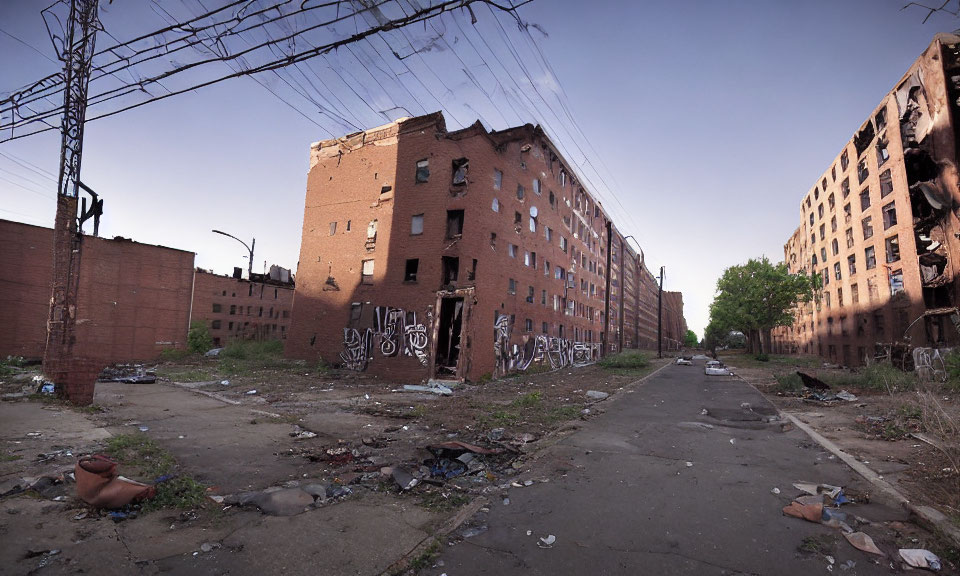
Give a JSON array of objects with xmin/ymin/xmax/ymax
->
[
  {"xmin": 75, "ymin": 455, "xmax": 155, "ymax": 509},
  {"xmin": 899, "ymin": 549, "xmax": 941, "ymax": 571},
  {"xmin": 675, "ymin": 358, "xmax": 692, "ymax": 366},
  {"xmin": 783, "ymin": 500, "xmax": 824, "ymax": 523},
  {"xmin": 204, "ymin": 348, "xmax": 222, "ymax": 357},
  {"xmin": 99, "ymin": 364, "xmax": 157, "ymax": 384},
  {"xmin": 538, "ymin": 534, "xmax": 556, "ymax": 548},
  {"xmin": 771, "ymin": 487, "xmax": 781, "ymax": 495},
  {"xmin": 251, "ymin": 488, "xmax": 315, "ymax": 516},
  {"xmin": 796, "ymin": 372, "xmax": 830, "ymax": 390},
  {"xmin": 245, "ymin": 390, "xmax": 257, "ymax": 395},
  {"xmin": 585, "ymin": 390, "xmax": 609, "ymax": 400},
  {"xmin": 392, "ymin": 468, "xmax": 419, "ymax": 491},
  {"xmin": 843, "ymin": 532, "xmax": 884, "ymax": 556},
  {"xmin": 835, "ymin": 390, "xmax": 858, "ymax": 402},
  {"xmin": 403, "ymin": 383, "xmax": 453, "ymax": 396},
  {"xmin": 705, "ymin": 360, "xmax": 732, "ymax": 376},
  {"xmin": 290, "ymin": 426, "xmax": 317, "ymax": 439}
]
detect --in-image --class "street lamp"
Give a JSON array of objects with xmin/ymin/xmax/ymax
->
[
  {"xmin": 656, "ymin": 266, "xmax": 665, "ymax": 359},
  {"xmin": 212, "ymin": 229, "xmax": 255, "ymax": 278}
]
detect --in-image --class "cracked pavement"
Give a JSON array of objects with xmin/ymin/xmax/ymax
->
[{"xmin": 432, "ymin": 359, "xmax": 915, "ymax": 575}]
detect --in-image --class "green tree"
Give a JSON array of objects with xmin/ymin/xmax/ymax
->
[
  {"xmin": 684, "ymin": 329, "xmax": 698, "ymax": 348},
  {"xmin": 706, "ymin": 257, "xmax": 812, "ymax": 355},
  {"xmin": 187, "ymin": 321, "xmax": 213, "ymax": 354}
]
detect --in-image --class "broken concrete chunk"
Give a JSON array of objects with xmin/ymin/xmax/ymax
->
[
  {"xmin": 251, "ymin": 488, "xmax": 314, "ymax": 516},
  {"xmin": 585, "ymin": 390, "xmax": 608, "ymax": 400},
  {"xmin": 391, "ymin": 468, "xmax": 419, "ymax": 491}
]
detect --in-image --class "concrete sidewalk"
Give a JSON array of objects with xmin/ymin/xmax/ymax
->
[{"xmin": 432, "ymin": 359, "xmax": 921, "ymax": 575}]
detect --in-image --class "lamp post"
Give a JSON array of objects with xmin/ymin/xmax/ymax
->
[
  {"xmin": 657, "ymin": 266, "xmax": 664, "ymax": 359},
  {"xmin": 212, "ymin": 229, "xmax": 255, "ymax": 278}
]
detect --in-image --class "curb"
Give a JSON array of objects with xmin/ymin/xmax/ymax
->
[{"xmin": 784, "ymin": 413, "xmax": 960, "ymax": 547}]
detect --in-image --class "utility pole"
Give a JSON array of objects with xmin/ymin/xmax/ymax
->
[
  {"xmin": 44, "ymin": 0, "xmax": 100, "ymax": 404},
  {"xmin": 657, "ymin": 266, "xmax": 664, "ymax": 359},
  {"xmin": 602, "ymin": 221, "xmax": 612, "ymax": 357}
]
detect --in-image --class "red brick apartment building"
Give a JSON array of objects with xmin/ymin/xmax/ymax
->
[
  {"xmin": 772, "ymin": 34, "xmax": 960, "ymax": 367},
  {"xmin": 190, "ymin": 268, "xmax": 295, "ymax": 347},
  {"xmin": 287, "ymin": 112, "xmax": 686, "ymax": 382},
  {"xmin": 0, "ymin": 219, "xmax": 195, "ymax": 363}
]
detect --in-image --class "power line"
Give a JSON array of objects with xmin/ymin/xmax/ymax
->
[{"xmin": 0, "ymin": 26, "xmax": 59, "ymax": 64}]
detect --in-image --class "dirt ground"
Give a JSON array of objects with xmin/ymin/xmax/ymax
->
[
  {"xmin": 720, "ymin": 349, "xmax": 960, "ymax": 545},
  {"xmin": 0, "ymin": 352, "xmax": 667, "ymax": 575}
]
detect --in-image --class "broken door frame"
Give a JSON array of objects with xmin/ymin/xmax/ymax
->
[{"xmin": 429, "ymin": 287, "xmax": 474, "ymax": 381}]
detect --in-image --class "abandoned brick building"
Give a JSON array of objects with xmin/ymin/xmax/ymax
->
[
  {"xmin": 190, "ymin": 267, "xmax": 295, "ymax": 347},
  {"xmin": 286, "ymin": 112, "xmax": 685, "ymax": 382},
  {"xmin": 772, "ymin": 34, "xmax": 960, "ymax": 366},
  {"xmin": 0, "ymin": 219, "xmax": 196, "ymax": 363}
]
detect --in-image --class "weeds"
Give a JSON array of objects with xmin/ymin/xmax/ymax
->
[
  {"xmin": 598, "ymin": 351, "xmax": 649, "ymax": 370},
  {"xmin": 773, "ymin": 372, "xmax": 804, "ymax": 394},
  {"xmin": 824, "ymin": 363, "xmax": 915, "ymax": 393},
  {"xmin": 398, "ymin": 539, "xmax": 441, "ymax": 575},
  {"xmin": 103, "ymin": 433, "xmax": 207, "ymax": 513},
  {"xmin": 159, "ymin": 347, "xmax": 192, "ymax": 362},
  {"xmin": 0, "ymin": 355, "xmax": 25, "ymax": 377},
  {"xmin": 418, "ymin": 491, "xmax": 470, "ymax": 512},
  {"xmin": 143, "ymin": 476, "xmax": 207, "ymax": 512}
]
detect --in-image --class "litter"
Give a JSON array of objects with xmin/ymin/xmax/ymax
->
[
  {"xmin": 844, "ymin": 532, "xmax": 884, "ymax": 556},
  {"xmin": 685, "ymin": 462, "xmax": 693, "ymax": 467},
  {"xmin": 392, "ymin": 468, "xmax": 419, "ymax": 491},
  {"xmin": 538, "ymin": 535, "xmax": 556, "ymax": 548},
  {"xmin": 782, "ymin": 501, "xmax": 823, "ymax": 523},
  {"xmin": 462, "ymin": 525, "xmax": 488, "ymax": 538},
  {"xmin": 793, "ymin": 482, "xmax": 843, "ymax": 500},
  {"xmin": 426, "ymin": 441, "xmax": 501, "ymax": 455},
  {"xmin": 403, "ymin": 384, "xmax": 453, "ymax": 396},
  {"xmin": 488, "ymin": 428, "xmax": 505, "ymax": 441},
  {"xmin": 771, "ymin": 487, "xmax": 780, "ymax": 494},
  {"xmin": 245, "ymin": 390, "xmax": 257, "ymax": 395},
  {"xmin": 138, "ymin": 426, "xmax": 149, "ymax": 432},
  {"xmin": 835, "ymin": 390, "xmax": 858, "ymax": 401},
  {"xmin": 205, "ymin": 348, "xmax": 223, "ymax": 357},
  {"xmin": 821, "ymin": 508, "xmax": 852, "ymax": 532},
  {"xmin": 899, "ymin": 549, "xmax": 941, "ymax": 571},
  {"xmin": 220, "ymin": 380, "xmax": 230, "ymax": 386},
  {"xmin": 76, "ymin": 455, "xmax": 155, "ymax": 509},
  {"xmin": 290, "ymin": 427, "xmax": 317, "ymax": 439},
  {"xmin": 675, "ymin": 358, "xmax": 692, "ymax": 366},
  {"xmin": 39, "ymin": 383, "xmax": 55, "ymax": 395}
]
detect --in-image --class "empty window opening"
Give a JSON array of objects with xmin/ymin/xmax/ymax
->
[
  {"xmin": 818, "ymin": 203, "xmax": 824, "ymax": 219},
  {"xmin": 509, "ymin": 244, "xmax": 518, "ymax": 258},
  {"xmin": 838, "ymin": 288, "xmax": 844, "ymax": 307},
  {"xmin": 819, "ymin": 224, "xmax": 825, "ymax": 240},
  {"xmin": 854, "ymin": 121, "xmax": 876, "ymax": 157},
  {"xmin": 865, "ymin": 246, "xmax": 877, "ymax": 269},
  {"xmin": 493, "ymin": 169, "xmax": 502, "ymax": 190},
  {"xmin": 524, "ymin": 318, "xmax": 533, "ymax": 332},
  {"xmin": 516, "ymin": 184, "xmax": 525, "ymax": 200},
  {"xmin": 841, "ymin": 149, "xmax": 850, "ymax": 171},
  {"xmin": 411, "ymin": 214, "xmax": 424, "ymax": 235},
  {"xmin": 404, "ymin": 258, "xmax": 419, "ymax": 282},
  {"xmin": 848, "ymin": 254, "xmax": 856, "ymax": 275},
  {"xmin": 380, "ymin": 185, "xmax": 392, "ymax": 196},
  {"xmin": 346, "ymin": 220, "xmax": 351, "ymax": 231},
  {"xmin": 834, "ymin": 262, "xmax": 842, "ymax": 281},
  {"xmin": 490, "ymin": 232, "xmax": 497, "ymax": 249},
  {"xmin": 442, "ymin": 256, "xmax": 459, "ymax": 284},
  {"xmin": 875, "ymin": 108, "xmax": 887, "ymax": 132},
  {"xmin": 857, "ymin": 159, "xmax": 869, "ymax": 184},
  {"xmin": 452, "ymin": 158, "xmax": 468, "ymax": 186},
  {"xmin": 841, "ymin": 178, "xmax": 850, "ymax": 199},
  {"xmin": 361, "ymin": 259, "xmax": 375, "ymax": 284},
  {"xmin": 416, "ymin": 159, "xmax": 429, "ymax": 183},
  {"xmin": 533, "ymin": 178, "xmax": 541, "ymax": 195},
  {"xmin": 890, "ymin": 269, "xmax": 904, "ymax": 296},
  {"xmin": 851, "ymin": 283, "xmax": 859, "ymax": 304},
  {"xmin": 492, "ymin": 198, "xmax": 499, "ymax": 212},
  {"xmin": 526, "ymin": 286, "xmax": 534, "ymax": 303},
  {"xmin": 212, "ymin": 303, "xmax": 222, "ymax": 313},
  {"xmin": 446, "ymin": 209, "xmax": 464, "ymax": 238},
  {"xmin": 876, "ymin": 136, "xmax": 890, "ymax": 167},
  {"xmin": 882, "ymin": 201, "xmax": 897, "ymax": 229},
  {"xmin": 508, "ymin": 278, "xmax": 516, "ymax": 294},
  {"xmin": 229, "ymin": 305, "xmax": 236, "ymax": 315},
  {"xmin": 832, "ymin": 238, "xmax": 839, "ymax": 255},
  {"xmin": 860, "ymin": 188, "xmax": 871, "ymax": 211},
  {"xmin": 831, "ymin": 165, "xmax": 837, "ymax": 181},
  {"xmin": 879, "ymin": 170, "xmax": 893, "ymax": 198},
  {"xmin": 831, "ymin": 215, "xmax": 837, "ymax": 233},
  {"xmin": 468, "ymin": 259, "xmax": 477, "ymax": 281},
  {"xmin": 212, "ymin": 320, "xmax": 221, "ymax": 330},
  {"xmin": 366, "ymin": 219, "xmax": 378, "ymax": 244},
  {"xmin": 885, "ymin": 235, "xmax": 900, "ymax": 263},
  {"xmin": 862, "ymin": 216, "xmax": 874, "ymax": 240}
]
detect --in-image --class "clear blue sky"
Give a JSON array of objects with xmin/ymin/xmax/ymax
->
[{"xmin": 0, "ymin": 0, "xmax": 956, "ymax": 339}]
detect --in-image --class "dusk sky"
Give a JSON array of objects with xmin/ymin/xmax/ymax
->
[{"xmin": 1, "ymin": 0, "xmax": 957, "ymax": 338}]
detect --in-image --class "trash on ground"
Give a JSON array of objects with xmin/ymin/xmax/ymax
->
[
  {"xmin": 585, "ymin": 390, "xmax": 609, "ymax": 400},
  {"xmin": 796, "ymin": 372, "xmax": 830, "ymax": 390},
  {"xmin": 705, "ymin": 360, "xmax": 732, "ymax": 376},
  {"xmin": 392, "ymin": 467, "xmax": 419, "ymax": 490},
  {"xmin": 843, "ymin": 532, "xmax": 884, "ymax": 556},
  {"xmin": 403, "ymin": 383, "xmax": 453, "ymax": 396},
  {"xmin": 99, "ymin": 364, "xmax": 157, "ymax": 384},
  {"xmin": 685, "ymin": 461, "xmax": 693, "ymax": 467},
  {"xmin": 820, "ymin": 507, "xmax": 852, "ymax": 531},
  {"xmin": 462, "ymin": 525, "xmax": 487, "ymax": 538},
  {"xmin": 76, "ymin": 455, "xmax": 155, "ymax": 509},
  {"xmin": 835, "ymin": 390, "xmax": 858, "ymax": 401},
  {"xmin": 782, "ymin": 501, "xmax": 823, "ymax": 523},
  {"xmin": 251, "ymin": 488, "xmax": 314, "ymax": 516},
  {"xmin": 538, "ymin": 534, "xmax": 556, "ymax": 548},
  {"xmin": 899, "ymin": 549, "xmax": 941, "ymax": 571},
  {"xmin": 426, "ymin": 441, "xmax": 502, "ymax": 455},
  {"xmin": 220, "ymin": 380, "xmax": 230, "ymax": 386},
  {"xmin": 138, "ymin": 426, "xmax": 149, "ymax": 432},
  {"xmin": 290, "ymin": 426, "xmax": 317, "ymax": 439},
  {"xmin": 675, "ymin": 358, "xmax": 692, "ymax": 366},
  {"xmin": 793, "ymin": 482, "xmax": 843, "ymax": 500},
  {"xmin": 771, "ymin": 487, "xmax": 780, "ymax": 494},
  {"xmin": 205, "ymin": 348, "xmax": 222, "ymax": 357},
  {"xmin": 38, "ymin": 382, "xmax": 55, "ymax": 395},
  {"xmin": 245, "ymin": 390, "xmax": 257, "ymax": 395}
]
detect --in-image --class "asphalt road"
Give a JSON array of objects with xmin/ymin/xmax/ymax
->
[{"xmin": 432, "ymin": 358, "xmax": 910, "ymax": 575}]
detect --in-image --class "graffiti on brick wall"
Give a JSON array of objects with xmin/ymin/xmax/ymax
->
[
  {"xmin": 913, "ymin": 346, "xmax": 949, "ymax": 382},
  {"xmin": 340, "ymin": 306, "xmax": 430, "ymax": 371},
  {"xmin": 494, "ymin": 315, "xmax": 601, "ymax": 377}
]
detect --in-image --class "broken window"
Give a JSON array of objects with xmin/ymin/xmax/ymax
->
[
  {"xmin": 825, "ymin": 291, "xmax": 832, "ymax": 308},
  {"xmin": 812, "ymin": 254, "xmax": 818, "ymax": 267},
  {"xmin": 380, "ymin": 185, "xmax": 392, "ymax": 197},
  {"xmin": 885, "ymin": 235, "xmax": 900, "ymax": 263},
  {"xmin": 875, "ymin": 108, "xmax": 887, "ymax": 132},
  {"xmin": 468, "ymin": 259, "xmax": 477, "ymax": 281},
  {"xmin": 831, "ymin": 165, "xmax": 836, "ymax": 181},
  {"xmin": 446, "ymin": 209, "xmax": 464, "ymax": 238},
  {"xmin": 851, "ymin": 283, "xmax": 859, "ymax": 304},
  {"xmin": 549, "ymin": 191, "xmax": 556, "ymax": 208},
  {"xmin": 490, "ymin": 232, "xmax": 497, "ymax": 249},
  {"xmin": 818, "ymin": 203, "xmax": 824, "ymax": 219},
  {"xmin": 508, "ymin": 278, "xmax": 516, "ymax": 294},
  {"xmin": 811, "ymin": 233, "xmax": 816, "ymax": 245},
  {"xmin": 848, "ymin": 254, "xmax": 856, "ymax": 276},
  {"xmin": 541, "ymin": 289, "xmax": 547, "ymax": 305},
  {"xmin": 526, "ymin": 286, "xmax": 534, "ymax": 303},
  {"xmin": 329, "ymin": 222, "xmax": 337, "ymax": 236},
  {"xmin": 841, "ymin": 178, "xmax": 850, "ymax": 199},
  {"xmin": 854, "ymin": 121, "xmax": 876, "ymax": 157},
  {"xmin": 516, "ymin": 184, "xmax": 525, "ymax": 200},
  {"xmin": 841, "ymin": 150, "xmax": 849, "ymax": 171},
  {"xmin": 509, "ymin": 244, "xmax": 517, "ymax": 258},
  {"xmin": 821, "ymin": 247, "xmax": 827, "ymax": 261},
  {"xmin": 890, "ymin": 269, "xmax": 904, "ymax": 296},
  {"xmin": 493, "ymin": 169, "xmax": 502, "ymax": 190},
  {"xmin": 442, "ymin": 256, "xmax": 459, "ymax": 284},
  {"xmin": 828, "ymin": 194, "xmax": 835, "ymax": 211},
  {"xmin": 404, "ymin": 259, "xmax": 418, "ymax": 282},
  {"xmin": 346, "ymin": 220, "xmax": 351, "ymax": 231},
  {"xmin": 416, "ymin": 159, "xmax": 429, "ymax": 183},
  {"xmin": 876, "ymin": 135, "xmax": 890, "ymax": 167},
  {"xmin": 229, "ymin": 305, "xmax": 236, "ymax": 315},
  {"xmin": 819, "ymin": 224, "xmax": 825, "ymax": 241},
  {"xmin": 560, "ymin": 236, "xmax": 568, "ymax": 253},
  {"xmin": 834, "ymin": 262, "xmax": 842, "ymax": 281},
  {"xmin": 366, "ymin": 219, "xmax": 378, "ymax": 243},
  {"xmin": 809, "ymin": 212, "xmax": 815, "ymax": 226},
  {"xmin": 830, "ymin": 216, "xmax": 837, "ymax": 233},
  {"xmin": 882, "ymin": 201, "xmax": 897, "ymax": 229},
  {"xmin": 879, "ymin": 170, "xmax": 893, "ymax": 198},
  {"xmin": 533, "ymin": 178, "xmax": 541, "ymax": 195},
  {"xmin": 514, "ymin": 211, "xmax": 522, "ymax": 226},
  {"xmin": 832, "ymin": 238, "xmax": 839, "ymax": 256},
  {"xmin": 823, "ymin": 267, "xmax": 830, "ymax": 285},
  {"xmin": 544, "ymin": 261, "xmax": 550, "ymax": 276},
  {"xmin": 211, "ymin": 319, "xmax": 221, "ymax": 330},
  {"xmin": 815, "ymin": 187, "xmax": 820, "ymax": 200},
  {"xmin": 212, "ymin": 303, "xmax": 222, "ymax": 313},
  {"xmin": 451, "ymin": 158, "xmax": 468, "ymax": 185},
  {"xmin": 361, "ymin": 259, "xmax": 374, "ymax": 284},
  {"xmin": 865, "ymin": 246, "xmax": 876, "ymax": 270},
  {"xmin": 857, "ymin": 159, "xmax": 869, "ymax": 184},
  {"xmin": 544, "ymin": 226, "xmax": 552, "ymax": 242},
  {"xmin": 862, "ymin": 216, "xmax": 873, "ymax": 240},
  {"xmin": 837, "ymin": 287, "xmax": 844, "ymax": 307},
  {"xmin": 859, "ymin": 188, "xmax": 871, "ymax": 211},
  {"xmin": 822, "ymin": 178, "xmax": 828, "ymax": 191},
  {"xmin": 411, "ymin": 214, "xmax": 424, "ymax": 235},
  {"xmin": 492, "ymin": 198, "xmax": 499, "ymax": 212}
]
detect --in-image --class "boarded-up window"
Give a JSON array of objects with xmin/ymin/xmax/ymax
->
[
  {"xmin": 411, "ymin": 214, "xmax": 424, "ymax": 235},
  {"xmin": 361, "ymin": 259, "xmax": 374, "ymax": 283}
]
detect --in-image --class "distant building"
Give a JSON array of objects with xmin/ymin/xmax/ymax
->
[
  {"xmin": 190, "ymin": 268, "xmax": 295, "ymax": 347},
  {"xmin": 772, "ymin": 34, "xmax": 960, "ymax": 366},
  {"xmin": 0, "ymin": 219, "xmax": 195, "ymax": 362},
  {"xmin": 286, "ymin": 112, "xmax": 685, "ymax": 382}
]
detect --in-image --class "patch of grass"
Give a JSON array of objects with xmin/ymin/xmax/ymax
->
[
  {"xmin": 598, "ymin": 351, "xmax": 649, "ymax": 370},
  {"xmin": 0, "ymin": 355, "xmax": 26, "ymax": 377},
  {"xmin": 104, "ymin": 433, "xmax": 175, "ymax": 479},
  {"xmin": 221, "ymin": 339, "xmax": 284, "ymax": 360},
  {"xmin": 1, "ymin": 453, "xmax": 22, "ymax": 462},
  {"xmin": 514, "ymin": 391, "xmax": 542, "ymax": 408},
  {"xmin": 797, "ymin": 533, "xmax": 833, "ymax": 555},
  {"xmin": 418, "ymin": 491, "xmax": 470, "ymax": 512},
  {"xmin": 548, "ymin": 405, "xmax": 582, "ymax": 422},
  {"xmin": 159, "ymin": 347, "xmax": 192, "ymax": 362},
  {"xmin": 402, "ymin": 539, "xmax": 441, "ymax": 575},
  {"xmin": 754, "ymin": 353, "xmax": 770, "ymax": 362},
  {"xmin": 76, "ymin": 404, "xmax": 105, "ymax": 414},
  {"xmin": 143, "ymin": 476, "xmax": 207, "ymax": 512},
  {"xmin": 773, "ymin": 372, "xmax": 804, "ymax": 394},
  {"xmin": 824, "ymin": 363, "xmax": 915, "ymax": 392},
  {"xmin": 155, "ymin": 366, "xmax": 217, "ymax": 383}
]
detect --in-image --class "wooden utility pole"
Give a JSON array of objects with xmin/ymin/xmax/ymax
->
[{"xmin": 44, "ymin": 0, "xmax": 100, "ymax": 403}]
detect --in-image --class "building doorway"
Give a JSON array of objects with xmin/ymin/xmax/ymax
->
[{"xmin": 434, "ymin": 296, "xmax": 464, "ymax": 378}]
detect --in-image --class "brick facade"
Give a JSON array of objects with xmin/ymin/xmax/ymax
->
[
  {"xmin": 772, "ymin": 34, "xmax": 960, "ymax": 367},
  {"xmin": 190, "ymin": 270, "xmax": 295, "ymax": 347},
  {"xmin": 0, "ymin": 219, "xmax": 195, "ymax": 363},
  {"xmin": 287, "ymin": 113, "xmax": 685, "ymax": 382}
]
